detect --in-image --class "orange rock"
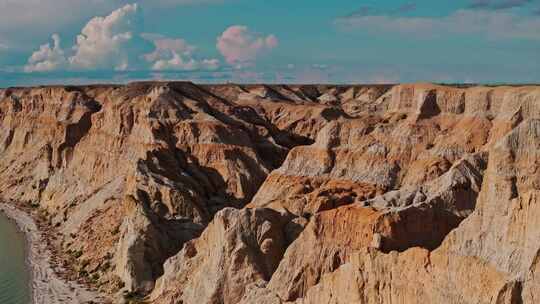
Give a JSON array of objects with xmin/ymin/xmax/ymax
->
[{"xmin": 1, "ymin": 82, "xmax": 540, "ymax": 303}]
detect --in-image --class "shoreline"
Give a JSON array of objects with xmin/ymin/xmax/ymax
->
[
  {"xmin": 0, "ymin": 205, "xmax": 34, "ymax": 303},
  {"xmin": 0, "ymin": 203, "xmax": 109, "ymax": 304}
]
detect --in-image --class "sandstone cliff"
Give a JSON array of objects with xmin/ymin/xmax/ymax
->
[{"xmin": 0, "ymin": 82, "xmax": 539, "ymax": 303}]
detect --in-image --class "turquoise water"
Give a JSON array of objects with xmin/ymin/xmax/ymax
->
[{"xmin": 0, "ymin": 213, "xmax": 31, "ymax": 304}]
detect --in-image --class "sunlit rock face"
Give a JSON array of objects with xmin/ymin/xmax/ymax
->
[{"xmin": 1, "ymin": 82, "xmax": 539, "ymax": 303}]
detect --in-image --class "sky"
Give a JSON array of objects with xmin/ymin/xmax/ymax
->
[{"xmin": 0, "ymin": 0, "xmax": 539, "ymax": 86}]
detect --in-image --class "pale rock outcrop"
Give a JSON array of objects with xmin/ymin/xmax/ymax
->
[
  {"xmin": 0, "ymin": 82, "xmax": 299, "ymax": 293},
  {"xmin": 254, "ymin": 151, "xmax": 487, "ymax": 302},
  {"xmin": 1, "ymin": 82, "xmax": 540, "ymax": 303},
  {"xmin": 115, "ymin": 195, "xmax": 202, "ymax": 294},
  {"xmin": 275, "ymin": 119, "xmax": 540, "ymax": 304},
  {"xmin": 149, "ymin": 207, "xmax": 292, "ymax": 304}
]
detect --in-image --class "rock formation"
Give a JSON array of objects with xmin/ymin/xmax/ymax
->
[
  {"xmin": 0, "ymin": 82, "xmax": 539, "ymax": 303},
  {"xmin": 149, "ymin": 207, "xmax": 292, "ymax": 304}
]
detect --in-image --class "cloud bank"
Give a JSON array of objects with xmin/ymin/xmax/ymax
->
[
  {"xmin": 25, "ymin": 4, "xmax": 220, "ymax": 72},
  {"xmin": 0, "ymin": 0, "xmax": 226, "ymax": 48}
]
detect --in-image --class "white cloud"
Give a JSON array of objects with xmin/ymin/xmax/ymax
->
[
  {"xmin": 336, "ymin": 9, "xmax": 540, "ymax": 40},
  {"xmin": 69, "ymin": 4, "xmax": 139, "ymax": 71},
  {"xmin": 143, "ymin": 34, "xmax": 219, "ymax": 71},
  {"xmin": 216, "ymin": 25, "xmax": 278, "ymax": 66},
  {"xmin": 24, "ymin": 34, "xmax": 67, "ymax": 72},
  {"xmin": 24, "ymin": 4, "xmax": 219, "ymax": 73},
  {"xmin": 0, "ymin": 0, "xmax": 223, "ymax": 48},
  {"xmin": 22, "ymin": 4, "xmax": 138, "ymax": 72},
  {"xmin": 0, "ymin": 1, "xmax": 118, "ymax": 43},
  {"xmin": 151, "ymin": 56, "xmax": 220, "ymax": 71}
]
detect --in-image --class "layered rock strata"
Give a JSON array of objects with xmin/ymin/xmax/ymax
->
[{"xmin": 0, "ymin": 82, "xmax": 539, "ymax": 303}]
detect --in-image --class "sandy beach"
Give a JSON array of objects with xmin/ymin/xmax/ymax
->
[{"xmin": 0, "ymin": 203, "xmax": 110, "ymax": 304}]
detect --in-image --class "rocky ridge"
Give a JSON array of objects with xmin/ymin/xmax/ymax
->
[{"xmin": 0, "ymin": 82, "xmax": 539, "ymax": 303}]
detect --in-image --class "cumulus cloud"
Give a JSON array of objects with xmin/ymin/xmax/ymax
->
[
  {"xmin": 24, "ymin": 4, "xmax": 219, "ymax": 73},
  {"xmin": 217, "ymin": 25, "xmax": 278, "ymax": 66},
  {"xmin": 336, "ymin": 9, "xmax": 540, "ymax": 40},
  {"xmin": 143, "ymin": 34, "xmax": 219, "ymax": 71},
  {"xmin": 0, "ymin": 0, "xmax": 225, "ymax": 47},
  {"xmin": 24, "ymin": 4, "xmax": 141, "ymax": 72},
  {"xmin": 24, "ymin": 34, "xmax": 68, "ymax": 72},
  {"xmin": 69, "ymin": 4, "xmax": 139, "ymax": 71}
]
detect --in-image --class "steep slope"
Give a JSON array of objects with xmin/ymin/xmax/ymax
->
[
  {"xmin": 236, "ymin": 84, "xmax": 540, "ymax": 303},
  {"xmin": 149, "ymin": 208, "xmax": 292, "ymax": 304},
  {"xmin": 0, "ymin": 82, "xmax": 313, "ymax": 294},
  {"xmin": 0, "ymin": 82, "xmax": 539, "ymax": 303},
  {"xmin": 273, "ymin": 118, "xmax": 540, "ymax": 304}
]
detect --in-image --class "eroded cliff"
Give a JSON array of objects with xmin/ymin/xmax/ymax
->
[{"xmin": 0, "ymin": 82, "xmax": 538, "ymax": 303}]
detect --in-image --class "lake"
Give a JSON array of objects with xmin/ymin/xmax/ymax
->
[{"xmin": 0, "ymin": 212, "xmax": 31, "ymax": 304}]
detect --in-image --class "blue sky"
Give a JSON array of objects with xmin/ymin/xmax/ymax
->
[{"xmin": 0, "ymin": 0, "xmax": 539, "ymax": 86}]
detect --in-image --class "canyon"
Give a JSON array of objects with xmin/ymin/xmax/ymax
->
[{"xmin": 0, "ymin": 82, "xmax": 539, "ymax": 303}]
